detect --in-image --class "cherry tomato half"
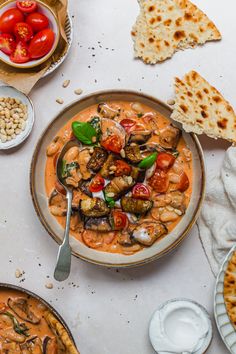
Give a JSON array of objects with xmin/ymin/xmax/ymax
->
[
  {"xmin": 177, "ymin": 172, "xmax": 189, "ymax": 192},
  {"xmin": 26, "ymin": 12, "xmax": 49, "ymax": 32},
  {"xmin": 115, "ymin": 160, "xmax": 131, "ymax": 177},
  {"xmin": 112, "ymin": 210, "xmax": 128, "ymax": 230},
  {"xmin": 0, "ymin": 33, "xmax": 16, "ymax": 55},
  {"xmin": 0, "ymin": 8, "xmax": 24, "ymax": 33},
  {"xmin": 101, "ymin": 135, "xmax": 122, "ymax": 154},
  {"xmin": 89, "ymin": 174, "xmax": 105, "ymax": 193},
  {"xmin": 148, "ymin": 169, "xmax": 169, "ymax": 193},
  {"xmin": 28, "ymin": 28, "xmax": 54, "ymax": 59},
  {"xmin": 132, "ymin": 183, "xmax": 151, "ymax": 200},
  {"xmin": 156, "ymin": 152, "xmax": 175, "ymax": 171},
  {"xmin": 14, "ymin": 22, "xmax": 33, "ymax": 42},
  {"xmin": 10, "ymin": 41, "xmax": 30, "ymax": 63},
  {"xmin": 120, "ymin": 119, "xmax": 136, "ymax": 132},
  {"xmin": 16, "ymin": 1, "xmax": 37, "ymax": 13}
]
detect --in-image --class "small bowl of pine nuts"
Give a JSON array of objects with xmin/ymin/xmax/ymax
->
[{"xmin": 0, "ymin": 85, "xmax": 34, "ymax": 150}]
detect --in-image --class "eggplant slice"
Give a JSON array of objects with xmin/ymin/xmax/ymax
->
[
  {"xmin": 132, "ymin": 222, "xmax": 167, "ymax": 246},
  {"xmin": 128, "ymin": 131, "xmax": 152, "ymax": 144},
  {"xmin": 124, "ymin": 144, "xmax": 142, "ymax": 164},
  {"xmin": 85, "ymin": 217, "xmax": 112, "ymax": 232},
  {"xmin": 79, "ymin": 198, "xmax": 110, "ymax": 218},
  {"xmin": 87, "ymin": 147, "xmax": 108, "ymax": 172},
  {"xmin": 159, "ymin": 125, "xmax": 181, "ymax": 149},
  {"xmin": 121, "ymin": 197, "xmax": 153, "ymax": 214},
  {"xmin": 104, "ymin": 176, "xmax": 135, "ymax": 201},
  {"xmin": 8, "ymin": 298, "xmax": 40, "ymax": 324},
  {"xmin": 100, "ymin": 154, "xmax": 117, "ymax": 179}
]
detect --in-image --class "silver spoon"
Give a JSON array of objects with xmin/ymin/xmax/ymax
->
[{"xmin": 54, "ymin": 140, "xmax": 79, "ymax": 281}]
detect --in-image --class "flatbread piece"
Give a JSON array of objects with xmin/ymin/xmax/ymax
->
[
  {"xmin": 171, "ymin": 71, "xmax": 236, "ymax": 143},
  {"xmin": 45, "ymin": 312, "xmax": 80, "ymax": 354},
  {"xmin": 224, "ymin": 252, "xmax": 236, "ymax": 329},
  {"xmin": 132, "ymin": 0, "xmax": 221, "ymax": 63}
]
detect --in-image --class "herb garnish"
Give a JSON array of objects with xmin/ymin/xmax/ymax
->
[{"xmin": 72, "ymin": 121, "xmax": 97, "ymax": 145}]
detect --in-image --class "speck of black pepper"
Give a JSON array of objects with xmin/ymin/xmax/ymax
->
[
  {"xmin": 95, "ymin": 79, "xmax": 97, "ymax": 83},
  {"xmin": 105, "ymin": 47, "xmax": 109, "ymax": 50},
  {"xmin": 46, "ymin": 275, "xmax": 50, "ymax": 278},
  {"xmin": 91, "ymin": 47, "xmax": 95, "ymax": 50},
  {"xmin": 127, "ymin": 321, "xmax": 130, "ymax": 324},
  {"xmin": 92, "ymin": 54, "xmax": 95, "ymax": 57},
  {"xmin": 117, "ymin": 78, "xmax": 121, "ymax": 82},
  {"xmin": 88, "ymin": 65, "xmax": 91, "ymax": 68},
  {"xmin": 4, "ymin": 220, "xmax": 7, "ymax": 223},
  {"xmin": 72, "ymin": 15, "xmax": 75, "ymax": 18},
  {"xmin": 38, "ymin": 263, "xmax": 41, "ymax": 267}
]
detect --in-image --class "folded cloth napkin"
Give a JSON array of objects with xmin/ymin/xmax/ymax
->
[{"xmin": 198, "ymin": 147, "xmax": 236, "ymax": 276}]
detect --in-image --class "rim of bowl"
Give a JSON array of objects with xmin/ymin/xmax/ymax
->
[
  {"xmin": 0, "ymin": 0, "xmax": 60, "ymax": 69},
  {"xmin": 0, "ymin": 85, "xmax": 35, "ymax": 150},
  {"xmin": 30, "ymin": 89, "xmax": 206, "ymax": 268},
  {"xmin": 0, "ymin": 282, "xmax": 78, "ymax": 348}
]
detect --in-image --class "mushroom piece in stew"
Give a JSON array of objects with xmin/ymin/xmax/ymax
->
[{"xmin": 45, "ymin": 101, "xmax": 192, "ymax": 255}]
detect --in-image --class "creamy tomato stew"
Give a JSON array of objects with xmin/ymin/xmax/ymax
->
[
  {"xmin": 45, "ymin": 101, "xmax": 192, "ymax": 255},
  {"xmin": 0, "ymin": 289, "xmax": 78, "ymax": 353}
]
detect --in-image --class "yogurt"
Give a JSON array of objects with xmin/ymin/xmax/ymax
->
[{"xmin": 149, "ymin": 299, "xmax": 212, "ymax": 354}]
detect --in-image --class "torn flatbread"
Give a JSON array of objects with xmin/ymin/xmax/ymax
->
[
  {"xmin": 45, "ymin": 312, "xmax": 80, "ymax": 354},
  {"xmin": 224, "ymin": 252, "xmax": 236, "ymax": 329},
  {"xmin": 132, "ymin": 0, "xmax": 221, "ymax": 63},
  {"xmin": 171, "ymin": 71, "xmax": 236, "ymax": 143}
]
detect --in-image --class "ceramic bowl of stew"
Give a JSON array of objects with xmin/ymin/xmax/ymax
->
[
  {"xmin": 0, "ymin": 0, "xmax": 60, "ymax": 69},
  {"xmin": 30, "ymin": 90, "xmax": 205, "ymax": 268},
  {"xmin": 0, "ymin": 283, "xmax": 79, "ymax": 353}
]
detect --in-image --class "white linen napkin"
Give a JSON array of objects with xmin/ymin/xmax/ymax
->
[{"xmin": 198, "ymin": 147, "xmax": 236, "ymax": 276}]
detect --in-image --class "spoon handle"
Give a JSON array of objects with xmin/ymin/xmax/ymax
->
[{"xmin": 54, "ymin": 190, "xmax": 72, "ymax": 281}]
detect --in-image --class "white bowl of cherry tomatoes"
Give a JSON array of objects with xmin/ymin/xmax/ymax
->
[{"xmin": 0, "ymin": 0, "xmax": 60, "ymax": 68}]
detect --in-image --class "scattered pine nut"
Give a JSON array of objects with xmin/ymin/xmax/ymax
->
[
  {"xmin": 167, "ymin": 99, "xmax": 175, "ymax": 106},
  {"xmin": 74, "ymin": 89, "xmax": 83, "ymax": 95},
  {"xmin": 56, "ymin": 98, "xmax": 64, "ymax": 104},
  {"xmin": 62, "ymin": 80, "xmax": 70, "ymax": 88},
  {"xmin": 120, "ymin": 149, "xmax": 125, "ymax": 158},
  {"xmin": 45, "ymin": 282, "xmax": 54, "ymax": 289},
  {"xmin": 15, "ymin": 269, "xmax": 23, "ymax": 278}
]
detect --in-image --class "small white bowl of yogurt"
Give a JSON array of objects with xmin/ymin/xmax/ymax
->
[{"xmin": 149, "ymin": 299, "xmax": 212, "ymax": 354}]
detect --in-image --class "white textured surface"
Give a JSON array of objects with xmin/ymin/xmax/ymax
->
[{"xmin": 0, "ymin": 0, "xmax": 234, "ymax": 353}]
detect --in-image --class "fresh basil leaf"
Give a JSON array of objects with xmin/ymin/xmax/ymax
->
[
  {"xmin": 72, "ymin": 121, "xmax": 97, "ymax": 145},
  {"xmin": 137, "ymin": 113, "xmax": 143, "ymax": 118},
  {"xmin": 3, "ymin": 312, "xmax": 29, "ymax": 337}
]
